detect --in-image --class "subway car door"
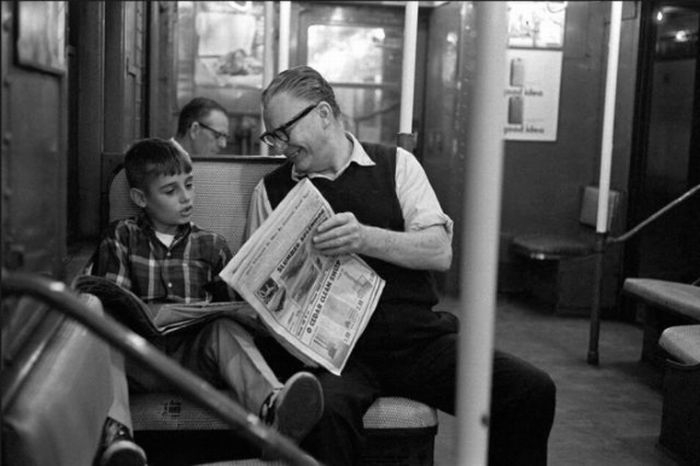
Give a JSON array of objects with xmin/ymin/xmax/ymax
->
[{"xmin": 626, "ymin": 1, "xmax": 700, "ymax": 290}]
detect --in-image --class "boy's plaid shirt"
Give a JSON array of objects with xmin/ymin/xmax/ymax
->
[{"xmin": 93, "ymin": 213, "xmax": 233, "ymax": 303}]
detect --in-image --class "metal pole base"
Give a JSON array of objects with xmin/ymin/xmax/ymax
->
[
  {"xmin": 587, "ymin": 233, "xmax": 606, "ymax": 366},
  {"xmin": 587, "ymin": 351, "xmax": 599, "ymax": 366}
]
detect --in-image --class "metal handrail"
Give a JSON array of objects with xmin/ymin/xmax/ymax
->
[
  {"xmin": 1, "ymin": 270, "xmax": 321, "ymax": 466},
  {"xmin": 608, "ymin": 183, "xmax": 700, "ymax": 245},
  {"xmin": 588, "ymin": 183, "xmax": 700, "ymax": 365}
]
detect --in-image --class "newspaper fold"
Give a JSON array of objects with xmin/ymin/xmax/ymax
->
[
  {"xmin": 220, "ymin": 178, "xmax": 385, "ymax": 375},
  {"xmin": 73, "ymin": 275, "xmax": 258, "ymax": 337}
]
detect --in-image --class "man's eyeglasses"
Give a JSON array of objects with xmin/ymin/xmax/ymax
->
[
  {"xmin": 259, "ymin": 103, "xmax": 319, "ymax": 147},
  {"xmin": 197, "ymin": 121, "xmax": 230, "ymax": 142}
]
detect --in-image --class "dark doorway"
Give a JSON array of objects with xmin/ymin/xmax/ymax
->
[{"xmin": 625, "ymin": 1, "xmax": 700, "ymax": 294}]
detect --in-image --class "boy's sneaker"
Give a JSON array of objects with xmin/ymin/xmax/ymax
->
[
  {"xmin": 260, "ymin": 371, "xmax": 324, "ymax": 445},
  {"xmin": 97, "ymin": 417, "xmax": 148, "ymax": 466}
]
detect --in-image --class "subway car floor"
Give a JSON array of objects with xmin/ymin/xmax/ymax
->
[{"xmin": 433, "ymin": 294, "xmax": 679, "ymax": 466}]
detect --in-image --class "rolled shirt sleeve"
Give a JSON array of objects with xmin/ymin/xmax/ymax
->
[{"xmin": 395, "ymin": 147, "xmax": 453, "ymax": 239}]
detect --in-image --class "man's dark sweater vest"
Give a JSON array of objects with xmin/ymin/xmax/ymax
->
[{"xmin": 264, "ymin": 141, "xmax": 457, "ymax": 352}]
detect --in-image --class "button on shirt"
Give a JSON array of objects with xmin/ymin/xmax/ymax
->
[{"xmin": 93, "ymin": 213, "xmax": 232, "ymax": 303}]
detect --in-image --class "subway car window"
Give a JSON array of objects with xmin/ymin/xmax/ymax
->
[
  {"xmin": 176, "ymin": 1, "xmax": 265, "ymax": 155},
  {"xmin": 297, "ymin": 2, "xmax": 417, "ymax": 150},
  {"xmin": 308, "ymin": 24, "xmax": 402, "ymax": 146}
]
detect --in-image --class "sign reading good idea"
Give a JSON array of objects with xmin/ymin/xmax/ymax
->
[{"xmin": 503, "ymin": 49, "xmax": 563, "ymax": 141}]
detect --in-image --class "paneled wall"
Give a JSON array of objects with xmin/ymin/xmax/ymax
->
[
  {"xmin": 1, "ymin": 2, "xmax": 155, "ymax": 277},
  {"xmin": 500, "ymin": 2, "xmax": 638, "ymax": 237},
  {"xmin": 1, "ymin": 2, "xmax": 67, "ymax": 277}
]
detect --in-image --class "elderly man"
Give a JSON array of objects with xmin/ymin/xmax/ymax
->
[{"xmin": 247, "ymin": 65, "xmax": 556, "ymax": 466}]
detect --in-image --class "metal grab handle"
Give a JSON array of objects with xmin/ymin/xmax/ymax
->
[
  {"xmin": 608, "ymin": 183, "xmax": 700, "ymax": 245},
  {"xmin": 1, "ymin": 270, "xmax": 321, "ymax": 466}
]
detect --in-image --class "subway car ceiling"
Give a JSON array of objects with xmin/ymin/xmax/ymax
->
[{"xmin": 1, "ymin": 1, "xmax": 698, "ymax": 303}]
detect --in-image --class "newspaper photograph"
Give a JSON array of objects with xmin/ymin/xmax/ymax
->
[{"xmin": 220, "ymin": 178, "xmax": 385, "ymax": 375}]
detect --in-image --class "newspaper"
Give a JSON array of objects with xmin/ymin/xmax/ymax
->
[
  {"xmin": 220, "ymin": 178, "xmax": 385, "ymax": 375},
  {"xmin": 73, "ymin": 275, "xmax": 258, "ymax": 337}
]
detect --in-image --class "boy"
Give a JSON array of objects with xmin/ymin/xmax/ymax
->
[{"xmin": 92, "ymin": 138, "xmax": 323, "ymax": 465}]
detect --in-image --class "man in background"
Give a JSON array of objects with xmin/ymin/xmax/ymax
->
[{"xmin": 172, "ymin": 97, "xmax": 230, "ymax": 159}]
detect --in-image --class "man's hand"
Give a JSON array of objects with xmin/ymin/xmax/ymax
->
[
  {"xmin": 312, "ymin": 212, "xmax": 366, "ymax": 256},
  {"xmin": 312, "ymin": 212, "xmax": 452, "ymax": 271}
]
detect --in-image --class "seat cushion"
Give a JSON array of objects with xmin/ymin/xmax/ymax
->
[
  {"xmin": 132, "ymin": 393, "xmax": 437, "ymax": 431},
  {"xmin": 132, "ymin": 394, "xmax": 438, "ymax": 465},
  {"xmin": 131, "ymin": 392, "xmax": 231, "ymax": 430},
  {"xmin": 623, "ymin": 279, "xmax": 700, "ymax": 321},
  {"xmin": 659, "ymin": 325, "xmax": 700, "ymax": 365},
  {"xmin": 511, "ymin": 233, "xmax": 593, "ymax": 260},
  {"xmin": 362, "ymin": 396, "xmax": 438, "ymax": 429}
]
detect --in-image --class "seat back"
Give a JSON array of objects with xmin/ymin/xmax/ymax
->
[
  {"xmin": 109, "ymin": 156, "xmax": 439, "ymax": 465},
  {"xmin": 109, "ymin": 157, "xmax": 285, "ymax": 250},
  {"xmin": 579, "ymin": 185, "xmax": 622, "ymax": 231},
  {"xmin": 2, "ymin": 293, "xmax": 113, "ymax": 466}
]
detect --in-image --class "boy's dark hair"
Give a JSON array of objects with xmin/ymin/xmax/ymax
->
[
  {"xmin": 124, "ymin": 138, "xmax": 192, "ymax": 192},
  {"xmin": 176, "ymin": 97, "xmax": 228, "ymax": 138},
  {"xmin": 262, "ymin": 65, "xmax": 342, "ymax": 118}
]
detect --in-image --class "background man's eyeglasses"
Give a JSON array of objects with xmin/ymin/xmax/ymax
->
[
  {"xmin": 259, "ymin": 103, "xmax": 319, "ymax": 147},
  {"xmin": 197, "ymin": 121, "xmax": 229, "ymax": 142}
]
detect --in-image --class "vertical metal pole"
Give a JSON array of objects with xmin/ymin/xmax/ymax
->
[
  {"xmin": 398, "ymin": 2, "xmax": 418, "ymax": 151},
  {"xmin": 278, "ymin": 1, "xmax": 291, "ymax": 72},
  {"xmin": 595, "ymin": 1, "xmax": 622, "ymax": 234},
  {"xmin": 456, "ymin": 3, "xmax": 507, "ymax": 465},
  {"xmin": 588, "ymin": 1, "xmax": 623, "ymax": 365},
  {"xmin": 260, "ymin": 2, "xmax": 276, "ymax": 156},
  {"xmin": 263, "ymin": 3, "xmax": 275, "ymax": 85}
]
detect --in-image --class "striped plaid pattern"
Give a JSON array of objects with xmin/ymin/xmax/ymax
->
[{"xmin": 93, "ymin": 213, "xmax": 232, "ymax": 303}]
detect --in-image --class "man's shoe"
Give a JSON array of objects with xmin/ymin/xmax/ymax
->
[
  {"xmin": 260, "ymin": 371, "xmax": 324, "ymax": 444},
  {"xmin": 97, "ymin": 418, "xmax": 147, "ymax": 466}
]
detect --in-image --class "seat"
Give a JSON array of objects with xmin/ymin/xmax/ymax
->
[
  {"xmin": 659, "ymin": 324, "xmax": 700, "ymax": 366},
  {"xmin": 511, "ymin": 186, "xmax": 623, "ymax": 315},
  {"xmin": 132, "ymin": 394, "xmax": 438, "ymax": 465},
  {"xmin": 656, "ymin": 325, "xmax": 700, "ymax": 464},
  {"xmin": 105, "ymin": 157, "xmax": 439, "ymax": 465},
  {"xmin": 1, "ymin": 291, "xmax": 113, "ymax": 466},
  {"xmin": 623, "ymin": 278, "xmax": 700, "ymax": 367},
  {"xmin": 4, "ymin": 271, "xmax": 317, "ymax": 466}
]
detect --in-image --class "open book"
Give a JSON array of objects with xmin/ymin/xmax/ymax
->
[
  {"xmin": 73, "ymin": 275, "xmax": 258, "ymax": 338},
  {"xmin": 220, "ymin": 178, "xmax": 385, "ymax": 375}
]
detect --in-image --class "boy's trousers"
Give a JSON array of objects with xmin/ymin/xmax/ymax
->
[{"xmin": 107, "ymin": 317, "xmax": 284, "ymax": 430}]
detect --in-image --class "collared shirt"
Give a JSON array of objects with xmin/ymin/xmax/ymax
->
[
  {"xmin": 93, "ymin": 213, "xmax": 232, "ymax": 303},
  {"xmin": 246, "ymin": 132, "xmax": 453, "ymax": 238},
  {"xmin": 169, "ymin": 137, "xmax": 192, "ymax": 162}
]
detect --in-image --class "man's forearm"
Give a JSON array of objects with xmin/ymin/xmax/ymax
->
[{"xmin": 360, "ymin": 224, "xmax": 452, "ymax": 271}]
